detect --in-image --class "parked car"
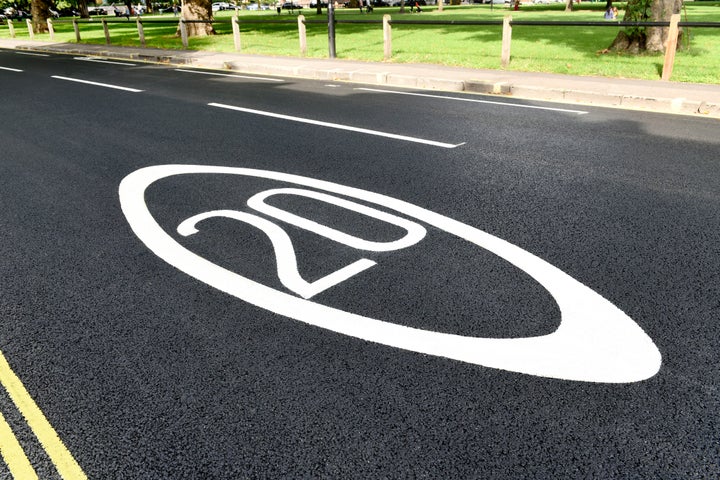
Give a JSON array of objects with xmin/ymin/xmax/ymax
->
[
  {"xmin": 3, "ymin": 8, "xmax": 32, "ymax": 19},
  {"xmin": 281, "ymin": 2, "xmax": 303, "ymax": 9},
  {"xmin": 211, "ymin": 2, "xmax": 231, "ymax": 10}
]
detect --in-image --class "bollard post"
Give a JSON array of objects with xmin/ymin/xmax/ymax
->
[
  {"xmin": 232, "ymin": 15, "xmax": 241, "ymax": 51},
  {"xmin": 180, "ymin": 18, "xmax": 188, "ymax": 49},
  {"xmin": 26, "ymin": 19, "xmax": 34, "ymax": 39},
  {"xmin": 136, "ymin": 17, "xmax": 145, "ymax": 46},
  {"xmin": 501, "ymin": 15, "xmax": 512, "ymax": 67},
  {"xmin": 327, "ymin": 1, "xmax": 336, "ymax": 58},
  {"xmin": 8, "ymin": 19, "xmax": 15, "ymax": 38},
  {"xmin": 73, "ymin": 18, "xmax": 81, "ymax": 42},
  {"xmin": 661, "ymin": 14, "xmax": 681, "ymax": 81},
  {"xmin": 47, "ymin": 18, "xmax": 54, "ymax": 40},
  {"xmin": 383, "ymin": 15, "xmax": 392, "ymax": 61},
  {"xmin": 102, "ymin": 19, "xmax": 110, "ymax": 44},
  {"xmin": 298, "ymin": 15, "xmax": 306, "ymax": 57}
]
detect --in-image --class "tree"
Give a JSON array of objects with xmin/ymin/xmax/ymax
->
[
  {"xmin": 30, "ymin": 0, "xmax": 52, "ymax": 33},
  {"xmin": 181, "ymin": 0, "xmax": 216, "ymax": 36},
  {"xmin": 77, "ymin": 0, "xmax": 90, "ymax": 18},
  {"xmin": 609, "ymin": 0, "xmax": 683, "ymax": 53}
]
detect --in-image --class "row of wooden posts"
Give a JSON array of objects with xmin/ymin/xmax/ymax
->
[{"xmin": 3, "ymin": 13, "xmax": 683, "ymax": 78}]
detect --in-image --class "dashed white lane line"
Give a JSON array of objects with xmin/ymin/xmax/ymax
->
[
  {"xmin": 176, "ymin": 68, "xmax": 284, "ymax": 83},
  {"xmin": 355, "ymin": 87, "xmax": 589, "ymax": 115},
  {"xmin": 73, "ymin": 57, "xmax": 137, "ymax": 66},
  {"xmin": 15, "ymin": 52, "xmax": 49, "ymax": 57},
  {"xmin": 0, "ymin": 66, "xmax": 23, "ymax": 72},
  {"xmin": 208, "ymin": 103, "xmax": 465, "ymax": 149},
  {"xmin": 51, "ymin": 75, "xmax": 143, "ymax": 92}
]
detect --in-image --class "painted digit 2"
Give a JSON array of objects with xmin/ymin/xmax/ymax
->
[
  {"xmin": 120, "ymin": 165, "xmax": 662, "ymax": 383},
  {"xmin": 178, "ymin": 188, "xmax": 426, "ymax": 299}
]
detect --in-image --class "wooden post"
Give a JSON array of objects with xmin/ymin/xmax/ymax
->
[
  {"xmin": 232, "ymin": 16, "xmax": 241, "ymax": 51},
  {"xmin": 180, "ymin": 18, "xmax": 188, "ymax": 49},
  {"xmin": 8, "ymin": 19, "xmax": 15, "ymax": 38},
  {"xmin": 102, "ymin": 19, "xmax": 110, "ymax": 44},
  {"xmin": 47, "ymin": 18, "xmax": 54, "ymax": 40},
  {"xmin": 501, "ymin": 15, "xmax": 512, "ymax": 68},
  {"xmin": 26, "ymin": 19, "xmax": 34, "ymax": 39},
  {"xmin": 298, "ymin": 14, "xmax": 306, "ymax": 57},
  {"xmin": 137, "ymin": 17, "xmax": 145, "ymax": 46},
  {"xmin": 383, "ymin": 14, "xmax": 392, "ymax": 61},
  {"xmin": 661, "ymin": 14, "xmax": 681, "ymax": 81},
  {"xmin": 73, "ymin": 18, "xmax": 81, "ymax": 42}
]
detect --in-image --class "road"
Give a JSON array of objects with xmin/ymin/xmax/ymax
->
[{"xmin": 1, "ymin": 50, "xmax": 719, "ymax": 479}]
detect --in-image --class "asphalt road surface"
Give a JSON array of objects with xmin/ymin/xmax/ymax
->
[{"xmin": 1, "ymin": 50, "xmax": 719, "ymax": 479}]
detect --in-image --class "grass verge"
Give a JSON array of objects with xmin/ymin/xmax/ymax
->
[{"xmin": 1, "ymin": 3, "xmax": 719, "ymax": 83}]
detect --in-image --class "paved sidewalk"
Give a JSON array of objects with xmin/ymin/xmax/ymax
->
[{"xmin": 1, "ymin": 38, "xmax": 719, "ymax": 118}]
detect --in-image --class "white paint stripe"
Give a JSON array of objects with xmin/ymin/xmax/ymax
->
[
  {"xmin": 175, "ymin": 68, "xmax": 283, "ymax": 83},
  {"xmin": 15, "ymin": 52, "xmax": 50, "ymax": 57},
  {"xmin": 0, "ymin": 66, "xmax": 23, "ymax": 72},
  {"xmin": 73, "ymin": 57, "xmax": 136, "ymax": 66},
  {"xmin": 355, "ymin": 87, "xmax": 589, "ymax": 115},
  {"xmin": 208, "ymin": 103, "xmax": 464, "ymax": 149},
  {"xmin": 51, "ymin": 75, "xmax": 143, "ymax": 92}
]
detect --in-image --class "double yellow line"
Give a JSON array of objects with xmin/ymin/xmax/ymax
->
[{"xmin": 0, "ymin": 351, "xmax": 86, "ymax": 479}]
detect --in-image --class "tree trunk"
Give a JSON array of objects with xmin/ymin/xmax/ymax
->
[
  {"xmin": 609, "ymin": 0, "xmax": 683, "ymax": 53},
  {"xmin": 180, "ymin": 0, "xmax": 216, "ymax": 37},
  {"xmin": 565, "ymin": 0, "xmax": 573, "ymax": 12},
  {"xmin": 31, "ymin": 0, "xmax": 52, "ymax": 33},
  {"xmin": 78, "ymin": 0, "xmax": 90, "ymax": 18}
]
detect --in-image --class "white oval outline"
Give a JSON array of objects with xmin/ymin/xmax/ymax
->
[{"xmin": 119, "ymin": 165, "xmax": 662, "ymax": 383}]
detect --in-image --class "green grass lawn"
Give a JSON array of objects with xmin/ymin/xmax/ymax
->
[{"xmin": 2, "ymin": 3, "xmax": 719, "ymax": 83}]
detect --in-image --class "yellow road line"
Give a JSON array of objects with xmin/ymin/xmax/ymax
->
[
  {"xmin": 0, "ymin": 409, "xmax": 38, "ymax": 480},
  {"xmin": 0, "ymin": 351, "xmax": 87, "ymax": 480}
]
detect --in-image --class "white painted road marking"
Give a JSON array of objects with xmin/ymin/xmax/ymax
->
[
  {"xmin": 179, "ymin": 210, "xmax": 377, "ymax": 299},
  {"xmin": 355, "ymin": 87, "xmax": 590, "ymax": 115},
  {"xmin": 208, "ymin": 103, "xmax": 465, "ymax": 149},
  {"xmin": 15, "ymin": 52, "xmax": 49, "ymax": 57},
  {"xmin": 51, "ymin": 75, "xmax": 144, "ymax": 93},
  {"xmin": 0, "ymin": 66, "xmax": 23, "ymax": 72},
  {"xmin": 120, "ymin": 165, "xmax": 662, "ymax": 383},
  {"xmin": 176, "ymin": 68, "xmax": 284, "ymax": 83},
  {"xmin": 73, "ymin": 57, "xmax": 137, "ymax": 66},
  {"xmin": 247, "ymin": 188, "xmax": 427, "ymax": 252}
]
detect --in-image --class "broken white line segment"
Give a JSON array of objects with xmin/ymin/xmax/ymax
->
[
  {"xmin": 15, "ymin": 52, "xmax": 49, "ymax": 57},
  {"xmin": 74, "ymin": 57, "xmax": 137, "ymax": 66},
  {"xmin": 356, "ymin": 87, "xmax": 589, "ymax": 115},
  {"xmin": 176, "ymin": 69, "xmax": 283, "ymax": 83},
  {"xmin": 0, "ymin": 67, "xmax": 23, "ymax": 72},
  {"xmin": 208, "ymin": 103, "xmax": 465, "ymax": 149},
  {"xmin": 51, "ymin": 76, "xmax": 143, "ymax": 92}
]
